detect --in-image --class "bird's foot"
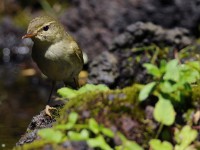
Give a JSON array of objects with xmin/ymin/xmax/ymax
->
[{"xmin": 45, "ymin": 105, "xmax": 57, "ymax": 118}]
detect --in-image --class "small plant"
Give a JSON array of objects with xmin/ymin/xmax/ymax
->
[
  {"xmin": 139, "ymin": 59, "xmax": 199, "ymax": 149},
  {"xmin": 37, "ymin": 84, "xmax": 144, "ymax": 149},
  {"xmin": 140, "ymin": 59, "xmax": 200, "ymax": 102},
  {"xmin": 57, "ymin": 84, "xmax": 110, "ymax": 99},
  {"xmin": 149, "ymin": 125, "xmax": 198, "ymax": 150},
  {"xmin": 38, "ymin": 112, "xmax": 143, "ymax": 150},
  {"xmin": 139, "ymin": 59, "xmax": 200, "ymax": 126}
]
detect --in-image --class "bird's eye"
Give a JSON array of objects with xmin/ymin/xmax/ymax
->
[{"xmin": 43, "ymin": 26, "xmax": 49, "ymax": 31}]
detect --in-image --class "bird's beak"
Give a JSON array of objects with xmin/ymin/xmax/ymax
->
[{"xmin": 22, "ymin": 33, "xmax": 36, "ymax": 39}]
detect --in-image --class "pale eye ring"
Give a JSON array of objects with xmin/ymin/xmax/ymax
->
[{"xmin": 43, "ymin": 26, "xmax": 49, "ymax": 31}]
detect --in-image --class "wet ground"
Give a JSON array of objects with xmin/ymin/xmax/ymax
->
[
  {"xmin": 0, "ymin": 0, "xmax": 200, "ymax": 149},
  {"xmin": 0, "ymin": 64, "xmax": 49, "ymax": 150},
  {"xmin": 0, "ymin": 17, "xmax": 50, "ymax": 149}
]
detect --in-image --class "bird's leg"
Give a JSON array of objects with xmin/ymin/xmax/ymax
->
[
  {"xmin": 74, "ymin": 77, "xmax": 80, "ymax": 90},
  {"xmin": 45, "ymin": 81, "xmax": 57, "ymax": 118},
  {"xmin": 47, "ymin": 80, "xmax": 56, "ymax": 104},
  {"xmin": 45, "ymin": 105, "xmax": 57, "ymax": 117}
]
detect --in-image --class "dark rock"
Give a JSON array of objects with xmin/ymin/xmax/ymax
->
[
  {"xmin": 121, "ymin": 22, "xmax": 192, "ymax": 49},
  {"xmin": 16, "ymin": 110, "xmax": 56, "ymax": 146},
  {"xmin": 88, "ymin": 22, "xmax": 194, "ymax": 88},
  {"xmin": 89, "ymin": 51, "xmax": 119, "ymax": 87},
  {"xmin": 113, "ymin": 32, "xmax": 133, "ymax": 47},
  {"xmin": 16, "ymin": 130, "xmax": 38, "ymax": 146},
  {"xmin": 60, "ymin": 0, "xmax": 200, "ymax": 59}
]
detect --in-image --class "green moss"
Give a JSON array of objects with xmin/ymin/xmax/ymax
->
[
  {"xmin": 14, "ymin": 84, "xmax": 152, "ymax": 149},
  {"xmin": 192, "ymin": 84, "xmax": 200, "ymax": 102},
  {"xmin": 14, "ymin": 140, "xmax": 49, "ymax": 150},
  {"xmin": 56, "ymin": 84, "xmax": 152, "ymax": 147},
  {"xmin": 58, "ymin": 84, "xmax": 143, "ymax": 124}
]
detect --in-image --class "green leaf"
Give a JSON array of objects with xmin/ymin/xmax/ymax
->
[
  {"xmin": 94, "ymin": 84, "xmax": 110, "ymax": 91},
  {"xmin": 55, "ymin": 124, "xmax": 72, "ymax": 130},
  {"xmin": 149, "ymin": 139, "xmax": 173, "ymax": 150},
  {"xmin": 159, "ymin": 81, "xmax": 174, "ymax": 93},
  {"xmin": 174, "ymin": 125, "xmax": 197, "ymax": 150},
  {"xmin": 159, "ymin": 59, "xmax": 167, "ymax": 74},
  {"xmin": 68, "ymin": 129, "xmax": 89, "ymax": 141},
  {"xmin": 88, "ymin": 118, "xmax": 100, "ymax": 134},
  {"xmin": 179, "ymin": 64, "xmax": 200, "ymax": 83},
  {"xmin": 185, "ymin": 61, "xmax": 200, "ymax": 71},
  {"xmin": 139, "ymin": 82, "xmax": 156, "ymax": 101},
  {"xmin": 163, "ymin": 59, "xmax": 179, "ymax": 82},
  {"xmin": 115, "ymin": 141, "xmax": 143, "ymax": 150},
  {"xmin": 38, "ymin": 128, "xmax": 64, "ymax": 143},
  {"xmin": 154, "ymin": 97, "xmax": 176, "ymax": 125},
  {"xmin": 78, "ymin": 84, "xmax": 109, "ymax": 94},
  {"xmin": 68, "ymin": 112, "xmax": 78, "ymax": 124},
  {"xmin": 116, "ymin": 132, "xmax": 143, "ymax": 150},
  {"xmin": 87, "ymin": 135, "xmax": 113, "ymax": 150},
  {"xmin": 57, "ymin": 84, "xmax": 109, "ymax": 99},
  {"xmin": 143, "ymin": 63, "xmax": 161, "ymax": 78},
  {"xmin": 57, "ymin": 87, "xmax": 77, "ymax": 99},
  {"xmin": 56, "ymin": 112, "xmax": 78, "ymax": 130},
  {"xmin": 100, "ymin": 126, "xmax": 114, "ymax": 138}
]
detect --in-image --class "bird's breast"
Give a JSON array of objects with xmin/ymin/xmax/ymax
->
[{"xmin": 32, "ymin": 39, "xmax": 82, "ymax": 81}]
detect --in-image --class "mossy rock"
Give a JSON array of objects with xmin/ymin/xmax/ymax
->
[
  {"xmin": 192, "ymin": 84, "xmax": 200, "ymax": 105},
  {"xmin": 14, "ymin": 84, "xmax": 155, "ymax": 150}
]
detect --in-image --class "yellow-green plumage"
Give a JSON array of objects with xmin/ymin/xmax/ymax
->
[{"xmin": 25, "ymin": 16, "xmax": 83, "ymax": 88}]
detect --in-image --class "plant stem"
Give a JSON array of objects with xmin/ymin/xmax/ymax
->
[
  {"xmin": 155, "ymin": 123, "xmax": 164, "ymax": 139},
  {"xmin": 150, "ymin": 46, "xmax": 159, "ymax": 64}
]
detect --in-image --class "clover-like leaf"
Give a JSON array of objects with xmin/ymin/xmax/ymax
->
[
  {"xmin": 174, "ymin": 125, "xmax": 197, "ymax": 149},
  {"xmin": 149, "ymin": 139, "xmax": 173, "ymax": 150},
  {"xmin": 154, "ymin": 97, "xmax": 176, "ymax": 125}
]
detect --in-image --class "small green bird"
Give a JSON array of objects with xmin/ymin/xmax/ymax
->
[{"xmin": 22, "ymin": 16, "xmax": 84, "ymax": 117}]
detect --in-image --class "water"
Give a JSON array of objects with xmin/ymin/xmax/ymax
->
[{"xmin": 0, "ymin": 64, "xmax": 49, "ymax": 150}]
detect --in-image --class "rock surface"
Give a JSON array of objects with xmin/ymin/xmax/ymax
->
[
  {"xmin": 89, "ymin": 22, "xmax": 194, "ymax": 88},
  {"xmin": 14, "ymin": 85, "xmax": 154, "ymax": 149},
  {"xmin": 16, "ymin": 110, "xmax": 56, "ymax": 146},
  {"xmin": 88, "ymin": 51, "xmax": 119, "ymax": 87},
  {"xmin": 60, "ymin": 0, "xmax": 200, "ymax": 59}
]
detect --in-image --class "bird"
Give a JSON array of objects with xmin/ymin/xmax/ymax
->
[{"xmin": 22, "ymin": 16, "xmax": 84, "ymax": 117}]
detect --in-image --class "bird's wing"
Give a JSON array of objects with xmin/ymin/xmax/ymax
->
[
  {"xmin": 74, "ymin": 44, "xmax": 84, "ymax": 64},
  {"xmin": 67, "ymin": 36, "xmax": 84, "ymax": 64}
]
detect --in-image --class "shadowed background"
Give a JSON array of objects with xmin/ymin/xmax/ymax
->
[{"xmin": 0, "ymin": 0, "xmax": 200, "ymax": 149}]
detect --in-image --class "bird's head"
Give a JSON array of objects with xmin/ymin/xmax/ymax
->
[{"xmin": 22, "ymin": 16, "xmax": 66, "ymax": 43}]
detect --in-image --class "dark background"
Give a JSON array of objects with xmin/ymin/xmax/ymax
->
[{"xmin": 0, "ymin": 0, "xmax": 200, "ymax": 149}]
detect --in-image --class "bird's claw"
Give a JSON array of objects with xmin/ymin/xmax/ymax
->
[{"xmin": 45, "ymin": 105, "xmax": 57, "ymax": 118}]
